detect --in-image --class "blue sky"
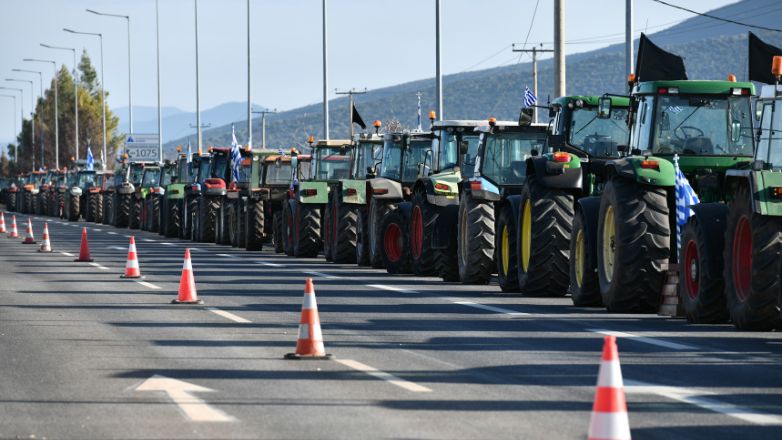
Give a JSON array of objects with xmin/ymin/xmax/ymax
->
[{"xmin": 0, "ymin": 0, "xmax": 738, "ymax": 145}]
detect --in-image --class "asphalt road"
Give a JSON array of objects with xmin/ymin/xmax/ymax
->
[{"xmin": 0, "ymin": 212, "xmax": 781, "ymax": 439}]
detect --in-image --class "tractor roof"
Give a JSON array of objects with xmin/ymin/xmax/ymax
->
[
  {"xmin": 552, "ymin": 95, "xmax": 630, "ymax": 107},
  {"xmin": 312, "ymin": 139, "xmax": 352, "ymax": 148},
  {"xmin": 432, "ymin": 120, "xmax": 484, "ymax": 129},
  {"xmin": 475, "ymin": 122, "xmax": 548, "ymax": 133},
  {"xmin": 759, "ymin": 84, "xmax": 782, "ymax": 99},
  {"xmin": 633, "ymin": 80, "xmax": 755, "ymax": 95}
]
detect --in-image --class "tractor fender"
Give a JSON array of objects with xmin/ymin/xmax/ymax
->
[
  {"xmin": 575, "ymin": 196, "xmax": 601, "ymax": 255},
  {"xmin": 606, "ymin": 156, "xmax": 675, "ymax": 187},
  {"xmin": 526, "ymin": 156, "xmax": 583, "ymax": 189},
  {"xmin": 506, "ymin": 194, "xmax": 522, "ymax": 223},
  {"xmin": 431, "ymin": 204, "xmax": 459, "ymax": 249}
]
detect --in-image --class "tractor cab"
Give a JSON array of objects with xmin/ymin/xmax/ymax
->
[
  {"xmin": 308, "ymin": 140, "xmax": 354, "ymax": 183},
  {"xmin": 549, "ymin": 95, "xmax": 630, "ymax": 159},
  {"xmin": 378, "ymin": 132, "xmax": 432, "ymax": 191}
]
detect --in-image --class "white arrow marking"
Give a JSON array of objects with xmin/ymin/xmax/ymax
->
[{"xmin": 135, "ymin": 375, "xmax": 235, "ymax": 422}]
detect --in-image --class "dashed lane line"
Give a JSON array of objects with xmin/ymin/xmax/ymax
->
[
  {"xmin": 135, "ymin": 280, "xmax": 162, "ymax": 290},
  {"xmin": 205, "ymin": 307, "xmax": 251, "ymax": 324},
  {"xmin": 304, "ymin": 270, "xmax": 341, "ymax": 280},
  {"xmin": 365, "ymin": 284, "xmax": 419, "ymax": 294},
  {"xmin": 88, "ymin": 262, "xmax": 110, "ymax": 270},
  {"xmin": 59, "ymin": 251, "xmax": 75, "ymax": 257},
  {"xmin": 256, "ymin": 261, "xmax": 284, "ymax": 267},
  {"xmin": 335, "ymin": 359, "xmax": 432, "ymax": 393},
  {"xmin": 216, "ymin": 253, "xmax": 238, "ymax": 259},
  {"xmin": 93, "ymin": 228, "xmax": 102, "ymax": 232},
  {"xmin": 451, "ymin": 300, "xmax": 529, "ymax": 317},
  {"xmin": 143, "ymin": 238, "xmax": 156, "ymax": 242},
  {"xmin": 161, "ymin": 242, "xmax": 174, "ymax": 246},
  {"xmin": 625, "ymin": 380, "xmax": 782, "ymax": 426},
  {"xmin": 108, "ymin": 246, "xmax": 126, "ymax": 251},
  {"xmin": 107, "ymin": 231, "xmax": 117, "ymax": 235},
  {"xmin": 589, "ymin": 329, "xmax": 697, "ymax": 351}
]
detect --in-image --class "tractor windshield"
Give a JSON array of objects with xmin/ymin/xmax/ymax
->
[
  {"xmin": 354, "ymin": 141, "xmax": 383, "ymax": 179},
  {"xmin": 142, "ymin": 169, "xmax": 161, "ymax": 187},
  {"xmin": 314, "ymin": 147, "xmax": 351, "ymax": 180},
  {"xmin": 129, "ymin": 166, "xmax": 145, "ymax": 185},
  {"xmin": 76, "ymin": 172, "xmax": 96, "ymax": 189},
  {"xmin": 177, "ymin": 159, "xmax": 191, "ymax": 183},
  {"xmin": 570, "ymin": 107, "xmax": 629, "ymax": 157},
  {"xmin": 402, "ymin": 140, "xmax": 431, "ymax": 182},
  {"xmin": 651, "ymin": 94, "xmax": 753, "ymax": 156},
  {"xmin": 757, "ymin": 99, "xmax": 782, "ymax": 169},
  {"xmin": 458, "ymin": 134, "xmax": 482, "ymax": 177},
  {"xmin": 197, "ymin": 159, "xmax": 212, "ymax": 183},
  {"xmin": 211, "ymin": 153, "xmax": 229, "ymax": 180},
  {"xmin": 160, "ymin": 167, "xmax": 175, "ymax": 186},
  {"xmin": 380, "ymin": 141, "xmax": 403, "ymax": 180},
  {"xmin": 265, "ymin": 160, "xmax": 294, "ymax": 185},
  {"xmin": 482, "ymin": 132, "xmax": 547, "ymax": 185}
]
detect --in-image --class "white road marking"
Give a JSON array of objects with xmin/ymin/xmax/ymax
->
[
  {"xmin": 452, "ymin": 300, "xmax": 529, "ymax": 316},
  {"xmin": 135, "ymin": 280, "xmax": 162, "ymax": 290},
  {"xmin": 93, "ymin": 228, "xmax": 102, "ymax": 232},
  {"xmin": 589, "ymin": 329, "xmax": 697, "ymax": 351},
  {"xmin": 366, "ymin": 284, "xmax": 419, "ymax": 294},
  {"xmin": 205, "ymin": 307, "xmax": 251, "ymax": 323},
  {"xmin": 88, "ymin": 262, "xmax": 110, "ymax": 270},
  {"xmin": 190, "ymin": 247, "xmax": 204, "ymax": 252},
  {"xmin": 143, "ymin": 238, "xmax": 155, "ymax": 242},
  {"xmin": 625, "ymin": 380, "xmax": 782, "ymax": 426},
  {"xmin": 107, "ymin": 231, "xmax": 117, "ymax": 235},
  {"xmin": 135, "ymin": 375, "xmax": 235, "ymax": 422},
  {"xmin": 216, "ymin": 253, "xmax": 237, "ymax": 259},
  {"xmin": 336, "ymin": 359, "xmax": 432, "ymax": 393},
  {"xmin": 256, "ymin": 261, "xmax": 283, "ymax": 267},
  {"xmin": 123, "ymin": 234, "xmax": 131, "ymax": 238},
  {"xmin": 304, "ymin": 270, "xmax": 341, "ymax": 279},
  {"xmin": 161, "ymin": 242, "xmax": 174, "ymax": 246},
  {"xmin": 59, "ymin": 251, "xmax": 75, "ymax": 257},
  {"xmin": 108, "ymin": 246, "xmax": 126, "ymax": 251}
]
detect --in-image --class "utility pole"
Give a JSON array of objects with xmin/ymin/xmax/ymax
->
[
  {"xmin": 252, "ymin": 109, "xmax": 277, "ymax": 149},
  {"xmin": 554, "ymin": 0, "xmax": 566, "ymax": 97},
  {"xmin": 322, "ymin": 0, "xmax": 329, "ymax": 140},
  {"xmin": 246, "ymin": 0, "xmax": 252, "ymax": 149},
  {"xmin": 512, "ymin": 44, "xmax": 553, "ymax": 123},
  {"xmin": 335, "ymin": 88, "xmax": 367, "ymax": 138},
  {"xmin": 626, "ymin": 0, "xmax": 634, "ymax": 76},
  {"xmin": 194, "ymin": 0, "xmax": 202, "ymax": 152},
  {"xmin": 435, "ymin": 0, "xmax": 443, "ymax": 120}
]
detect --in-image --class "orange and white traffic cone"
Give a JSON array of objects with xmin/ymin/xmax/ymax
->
[
  {"xmin": 120, "ymin": 236, "xmax": 142, "ymax": 278},
  {"xmin": 74, "ymin": 227, "xmax": 94, "ymax": 262},
  {"xmin": 38, "ymin": 223, "xmax": 52, "ymax": 253},
  {"xmin": 0, "ymin": 212, "xmax": 6, "ymax": 233},
  {"xmin": 7, "ymin": 215, "xmax": 18, "ymax": 238},
  {"xmin": 171, "ymin": 248, "xmax": 202, "ymax": 304},
  {"xmin": 21, "ymin": 218, "xmax": 36, "ymax": 244},
  {"xmin": 285, "ymin": 278, "xmax": 331, "ymax": 360},
  {"xmin": 587, "ymin": 336, "xmax": 631, "ymax": 440}
]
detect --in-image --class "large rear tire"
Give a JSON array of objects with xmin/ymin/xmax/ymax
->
[
  {"xmin": 200, "ymin": 196, "xmax": 220, "ymax": 243},
  {"xmin": 129, "ymin": 196, "xmax": 142, "ymax": 229},
  {"xmin": 356, "ymin": 206, "xmax": 370, "ymax": 266},
  {"xmin": 723, "ymin": 185, "xmax": 782, "ymax": 330},
  {"xmin": 68, "ymin": 194, "xmax": 80, "ymax": 221},
  {"xmin": 597, "ymin": 177, "xmax": 669, "ymax": 313},
  {"xmin": 166, "ymin": 200, "xmax": 181, "ymax": 237},
  {"xmin": 273, "ymin": 211, "xmax": 284, "ymax": 253},
  {"xmin": 150, "ymin": 196, "xmax": 161, "ymax": 233},
  {"xmin": 282, "ymin": 201, "xmax": 295, "ymax": 256},
  {"xmin": 369, "ymin": 198, "xmax": 395, "ymax": 268},
  {"xmin": 333, "ymin": 196, "xmax": 358, "ymax": 264},
  {"xmin": 517, "ymin": 177, "xmax": 573, "ymax": 296},
  {"xmin": 88, "ymin": 194, "xmax": 101, "ymax": 223},
  {"xmin": 246, "ymin": 199, "xmax": 265, "ymax": 251},
  {"xmin": 228, "ymin": 200, "xmax": 239, "ymax": 247},
  {"xmin": 382, "ymin": 208, "xmax": 412, "ymax": 274},
  {"xmin": 496, "ymin": 204, "xmax": 519, "ymax": 292},
  {"xmin": 293, "ymin": 201, "xmax": 321, "ymax": 258},
  {"xmin": 7, "ymin": 192, "xmax": 16, "ymax": 211},
  {"xmin": 679, "ymin": 204, "xmax": 729, "ymax": 323},
  {"xmin": 410, "ymin": 190, "xmax": 437, "ymax": 276},
  {"xmin": 323, "ymin": 193, "xmax": 335, "ymax": 262},
  {"xmin": 457, "ymin": 194, "xmax": 494, "ymax": 284},
  {"xmin": 570, "ymin": 209, "xmax": 601, "ymax": 306}
]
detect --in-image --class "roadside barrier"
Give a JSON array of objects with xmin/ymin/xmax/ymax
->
[
  {"xmin": 172, "ymin": 248, "xmax": 203, "ymax": 304},
  {"xmin": 588, "ymin": 335, "xmax": 631, "ymax": 440},
  {"xmin": 120, "ymin": 236, "xmax": 142, "ymax": 279},
  {"xmin": 285, "ymin": 278, "xmax": 331, "ymax": 360}
]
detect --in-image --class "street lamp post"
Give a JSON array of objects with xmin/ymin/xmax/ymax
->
[
  {"xmin": 6, "ymin": 79, "xmax": 35, "ymax": 171},
  {"xmin": 155, "ymin": 0, "xmax": 162, "ymax": 161},
  {"xmin": 41, "ymin": 44, "xmax": 79, "ymax": 161},
  {"xmin": 64, "ymin": 28, "xmax": 106, "ymax": 170},
  {"xmin": 86, "ymin": 9, "xmax": 132, "ymax": 134},
  {"xmin": 322, "ymin": 0, "xmax": 329, "ymax": 140},
  {"xmin": 11, "ymin": 69, "xmax": 43, "ymax": 166},
  {"xmin": 24, "ymin": 59, "xmax": 60, "ymax": 168},
  {"xmin": 246, "ymin": 0, "xmax": 251, "ymax": 149},
  {"xmin": 0, "ymin": 86, "xmax": 24, "ymax": 167},
  {"xmin": 0, "ymin": 94, "xmax": 17, "ymax": 164}
]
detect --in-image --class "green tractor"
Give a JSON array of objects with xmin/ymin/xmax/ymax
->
[
  {"xmin": 678, "ymin": 76, "xmax": 782, "ymax": 330},
  {"xmin": 283, "ymin": 139, "xmax": 353, "ymax": 258},
  {"xmin": 141, "ymin": 162, "xmax": 175, "ymax": 232},
  {"xmin": 129, "ymin": 165, "xmax": 161, "ymax": 229},
  {"xmin": 84, "ymin": 171, "xmax": 111, "ymax": 223},
  {"xmin": 258, "ymin": 150, "xmax": 312, "ymax": 253},
  {"xmin": 181, "ymin": 152, "xmax": 213, "ymax": 241},
  {"xmin": 63, "ymin": 168, "xmax": 99, "ymax": 221},
  {"xmin": 110, "ymin": 161, "xmax": 147, "ymax": 228},
  {"xmin": 160, "ymin": 151, "xmax": 191, "ymax": 238},
  {"xmin": 513, "ymin": 96, "xmax": 630, "ymax": 299},
  {"xmin": 438, "ymin": 119, "xmax": 548, "ymax": 286},
  {"xmin": 322, "ymin": 132, "xmax": 384, "ymax": 264},
  {"xmin": 595, "ymin": 79, "xmax": 756, "ymax": 314}
]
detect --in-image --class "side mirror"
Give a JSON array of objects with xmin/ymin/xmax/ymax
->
[
  {"xmin": 617, "ymin": 145, "xmax": 628, "ymax": 154},
  {"xmin": 755, "ymin": 102, "xmax": 764, "ymax": 121},
  {"xmin": 597, "ymin": 96, "xmax": 612, "ymax": 119},
  {"xmin": 548, "ymin": 107, "xmax": 557, "ymax": 118},
  {"xmin": 519, "ymin": 107, "xmax": 534, "ymax": 126},
  {"xmin": 459, "ymin": 141, "xmax": 469, "ymax": 155},
  {"xmin": 366, "ymin": 166, "xmax": 375, "ymax": 178}
]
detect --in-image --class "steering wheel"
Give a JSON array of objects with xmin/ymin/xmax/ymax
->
[{"xmin": 674, "ymin": 125, "xmax": 704, "ymax": 141}]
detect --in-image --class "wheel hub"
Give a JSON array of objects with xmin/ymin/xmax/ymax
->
[
  {"xmin": 602, "ymin": 205, "xmax": 615, "ymax": 283},
  {"xmin": 521, "ymin": 200, "xmax": 532, "ymax": 272}
]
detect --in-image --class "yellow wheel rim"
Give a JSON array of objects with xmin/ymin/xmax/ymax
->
[
  {"xmin": 602, "ymin": 205, "xmax": 615, "ymax": 283},
  {"xmin": 501, "ymin": 224, "xmax": 510, "ymax": 276},
  {"xmin": 574, "ymin": 229, "xmax": 584, "ymax": 288},
  {"xmin": 521, "ymin": 200, "xmax": 531, "ymax": 272}
]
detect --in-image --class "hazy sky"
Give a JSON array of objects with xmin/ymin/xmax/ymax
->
[{"xmin": 0, "ymin": 0, "xmax": 738, "ymax": 143}]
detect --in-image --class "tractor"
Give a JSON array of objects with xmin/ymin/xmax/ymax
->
[
  {"xmin": 322, "ymin": 128, "xmax": 384, "ymax": 264},
  {"xmin": 182, "ymin": 151, "xmax": 214, "ymax": 242},
  {"xmin": 214, "ymin": 146, "xmax": 255, "ymax": 246},
  {"xmin": 283, "ymin": 139, "xmax": 353, "ymax": 258},
  {"xmin": 141, "ymin": 163, "xmax": 174, "ymax": 232},
  {"xmin": 259, "ymin": 150, "xmax": 312, "ymax": 253},
  {"xmin": 160, "ymin": 150, "xmax": 190, "ymax": 238},
  {"xmin": 512, "ymin": 96, "xmax": 630, "ymax": 299},
  {"xmin": 109, "ymin": 161, "xmax": 147, "ymax": 228},
  {"xmin": 63, "ymin": 168, "xmax": 99, "ymax": 221},
  {"xmin": 595, "ymin": 78, "xmax": 756, "ymax": 314},
  {"xmin": 129, "ymin": 165, "xmax": 160, "ymax": 229},
  {"xmin": 84, "ymin": 171, "xmax": 111, "ymax": 223}
]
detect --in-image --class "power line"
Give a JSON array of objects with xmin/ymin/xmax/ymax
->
[
  {"xmin": 650, "ymin": 0, "xmax": 782, "ymax": 32},
  {"xmin": 515, "ymin": 0, "xmax": 541, "ymax": 63}
]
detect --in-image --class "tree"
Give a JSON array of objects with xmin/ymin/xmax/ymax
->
[
  {"xmin": 0, "ymin": 151, "xmax": 8, "ymax": 178},
  {"xmin": 79, "ymin": 51, "xmax": 98, "ymax": 94}
]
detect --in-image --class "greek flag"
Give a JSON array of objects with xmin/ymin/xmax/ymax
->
[
  {"xmin": 86, "ymin": 143, "xmax": 94, "ymax": 171},
  {"xmin": 187, "ymin": 139, "xmax": 192, "ymax": 164},
  {"xmin": 417, "ymin": 96, "xmax": 422, "ymax": 131},
  {"xmin": 230, "ymin": 124, "xmax": 242, "ymax": 182},
  {"xmin": 674, "ymin": 154, "xmax": 699, "ymax": 250},
  {"xmin": 524, "ymin": 86, "xmax": 537, "ymax": 107}
]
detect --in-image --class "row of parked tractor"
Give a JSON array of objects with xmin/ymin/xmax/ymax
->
[{"xmin": 3, "ymin": 68, "xmax": 782, "ymax": 331}]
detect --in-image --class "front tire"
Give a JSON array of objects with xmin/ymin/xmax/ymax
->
[
  {"xmin": 333, "ymin": 196, "xmax": 358, "ymax": 264},
  {"xmin": 356, "ymin": 206, "xmax": 370, "ymax": 266},
  {"xmin": 597, "ymin": 178, "xmax": 669, "ymax": 313},
  {"xmin": 496, "ymin": 204, "xmax": 519, "ymax": 292},
  {"xmin": 382, "ymin": 208, "xmax": 412, "ymax": 274},
  {"xmin": 246, "ymin": 199, "xmax": 265, "ymax": 251},
  {"xmin": 570, "ymin": 209, "xmax": 601, "ymax": 306},
  {"xmin": 457, "ymin": 193, "xmax": 494, "ymax": 284},
  {"xmin": 293, "ymin": 201, "xmax": 321, "ymax": 258},
  {"xmin": 410, "ymin": 190, "xmax": 437, "ymax": 275},
  {"xmin": 369, "ymin": 198, "xmax": 395, "ymax": 268}
]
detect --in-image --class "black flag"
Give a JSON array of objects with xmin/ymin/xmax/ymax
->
[
  {"xmin": 749, "ymin": 32, "xmax": 782, "ymax": 84},
  {"xmin": 635, "ymin": 33, "xmax": 687, "ymax": 82},
  {"xmin": 352, "ymin": 103, "xmax": 367, "ymax": 130}
]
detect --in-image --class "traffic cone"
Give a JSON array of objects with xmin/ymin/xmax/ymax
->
[
  {"xmin": 285, "ymin": 278, "xmax": 331, "ymax": 360},
  {"xmin": 21, "ymin": 218, "xmax": 36, "ymax": 244},
  {"xmin": 0, "ymin": 212, "xmax": 6, "ymax": 233},
  {"xmin": 171, "ymin": 248, "xmax": 203, "ymax": 304},
  {"xmin": 38, "ymin": 223, "xmax": 52, "ymax": 253},
  {"xmin": 7, "ymin": 215, "xmax": 18, "ymax": 238},
  {"xmin": 74, "ymin": 227, "xmax": 94, "ymax": 262},
  {"xmin": 120, "ymin": 236, "xmax": 142, "ymax": 278},
  {"xmin": 587, "ymin": 336, "xmax": 631, "ymax": 440}
]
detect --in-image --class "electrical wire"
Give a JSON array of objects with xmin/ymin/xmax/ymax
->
[{"xmin": 650, "ymin": 0, "xmax": 782, "ymax": 32}]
